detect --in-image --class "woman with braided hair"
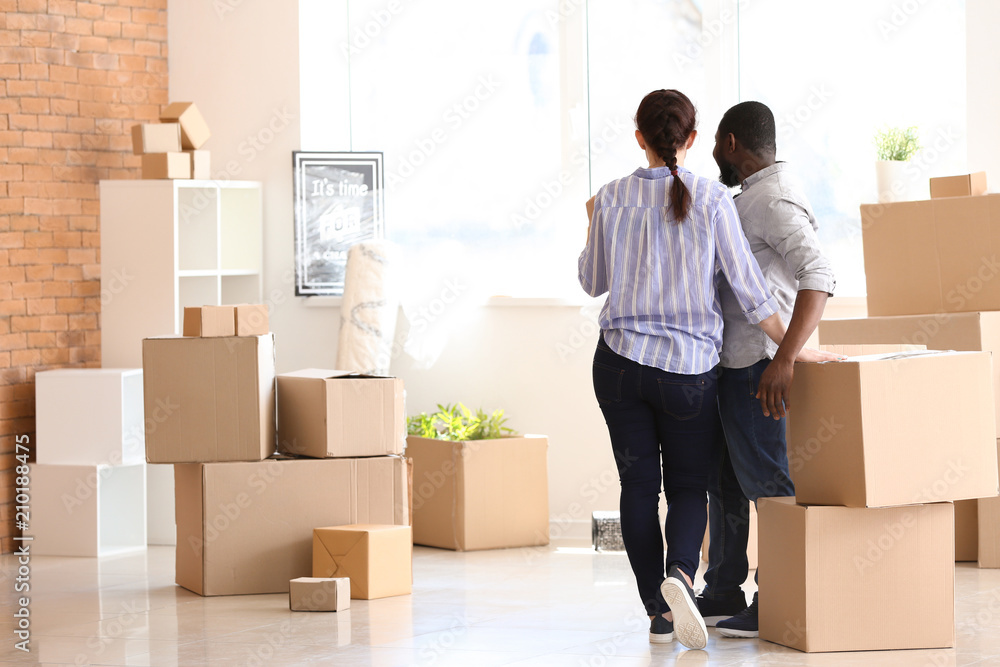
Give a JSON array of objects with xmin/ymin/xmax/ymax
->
[{"xmin": 578, "ymin": 89, "xmax": 789, "ymax": 650}]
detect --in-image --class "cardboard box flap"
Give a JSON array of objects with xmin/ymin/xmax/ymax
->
[
  {"xmin": 314, "ymin": 529, "xmax": 368, "ymax": 579},
  {"xmin": 281, "ymin": 368, "xmax": 388, "ymax": 380}
]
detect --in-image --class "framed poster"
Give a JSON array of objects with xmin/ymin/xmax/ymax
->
[{"xmin": 293, "ymin": 151, "xmax": 384, "ymax": 296}]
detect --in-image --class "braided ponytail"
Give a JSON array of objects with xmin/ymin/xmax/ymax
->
[{"xmin": 635, "ymin": 90, "xmax": 697, "ymax": 223}]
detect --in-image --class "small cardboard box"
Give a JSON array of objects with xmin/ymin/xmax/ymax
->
[
  {"xmin": 979, "ymin": 439, "xmax": 1000, "ymax": 568},
  {"xmin": 175, "ymin": 456, "xmax": 408, "ymax": 596},
  {"xmin": 819, "ymin": 312, "xmax": 1000, "ymax": 432},
  {"xmin": 183, "ymin": 306, "xmax": 236, "ymax": 337},
  {"xmin": 235, "ymin": 304, "xmax": 269, "ymax": 336},
  {"xmin": 787, "ymin": 351, "xmax": 998, "ymax": 507},
  {"xmin": 276, "ymin": 369, "xmax": 404, "ymax": 458},
  {"xmin": 187, "ymin": 149, "xmax": 210, "ymax": 179},
  {"xmin": 956, "ymin": 499, "xmax": 979, "ymax": 562},
  {"xmin": 141, "ymin": 152, "xmax": 191, "ymax": 179},
  {"xmin": 289, "ymin": 577, "xmax": 350, "ymax": 611},
  {"xmin": 758, "ymin": 497, "xmax": 954, "ymax": 652},
  {"xmin": 861, "ymin": 194, "xmax": 1000, "ymax": 316},
  {"xmin": 160, "ymin": 102, "xmax": 210, "ymax": 150},
  {"xmin": 131, "ymin": 123, "xmax": 181, "ymax": 154},
  {"xmin": 930, "ymin": 172, "xmax": 987, "ymax": 199},
  {"xmin": 142, "ymin": 334, "xmax": 275, "ymax": 463},
  {"xmin": 407, "ymin": 435, "xmax": 549, "ymax": 551},
  {"xmin": 701, "ymin": 502, "xmax": 758, "ymax": 570},
  {"xmin": 313, "ymin": 524, "xmax": 412, "ymax": 600}
]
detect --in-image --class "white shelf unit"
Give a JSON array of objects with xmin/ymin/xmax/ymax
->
[
  {"xmin": 100, "ymin": 179, "xmax": 264, "ymax": 368},
  {"xmin": 100, "ymin": 179, "xmax": 263, "ymax": 548}
]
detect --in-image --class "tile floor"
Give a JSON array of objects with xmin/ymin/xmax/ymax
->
[{"xmin": 0, "ymin": 542, "xmax": 998, "ymax": 666}]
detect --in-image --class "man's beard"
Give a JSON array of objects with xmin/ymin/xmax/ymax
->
[{"xmin": 717, "ymin": 158, "xmax": 741, "ymax": 188}]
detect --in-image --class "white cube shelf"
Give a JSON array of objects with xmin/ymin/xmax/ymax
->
[
  {"xmin": 30, "ymin": 463, "xmax": 147, "ymax": 557},
  {"xmin": 36, "ymin": 369, "xmax": 145, "ymax": 466},
  {"xmin": 146, "ymin": 464, "xmax": 176, "ymax": 546}
]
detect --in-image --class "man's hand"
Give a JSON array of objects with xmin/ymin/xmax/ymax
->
[{"xmin": 756, "ymin": 357, "xmax": 793, "ymax": 420}]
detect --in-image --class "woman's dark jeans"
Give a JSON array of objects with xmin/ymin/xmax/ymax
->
[{"xmin": 593, "ymin": 336, "xmax": 719, "ymax": 616}]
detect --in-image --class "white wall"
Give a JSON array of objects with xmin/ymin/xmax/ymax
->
[
  {"xmin": 167, "ymin": 0, "xmax": 994, "ymax": 541},
  {"xmin": 967, "ymin": 0, "xmax": 1000, "ymax": 183}
]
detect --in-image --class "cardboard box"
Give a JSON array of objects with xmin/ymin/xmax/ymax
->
[
  {"xmin": 861, "ymin": 194, "xmax": 1000, "ymax": 316},
  {"xmin": 407, "ymin": 435, "xmax": 549, "ymax": 551},
  {"xmin": 818, "ymin": 343, "xmax": 923, "ymax": 356},
  {"xmin": 930, "ymin": 172, "xmax": 987, "ymax": 199},
  {"xmin": 758, "ymin": 497, "xmax": 954, "ymax": 652},
  {"xmin": 956, "ymin": 499, "xmax": 979, "ymax": 562},
  {"xmin": 131, "ymin": 123, "xmax": 181, "ymax": 154},
  {"xmin": 235, "ymin": 304, "xmax": 269, "ymax": 336},
  {"xmin": 35, "ymin": 368, "xmax": 145, "ymax": 466},
  {"xmin": 701, "ymin": 502, "xmax": 758, "ymax": 570},
  {"xmin": 276, "ymin": 370, "xmax": 404, "ymax": 458},
  {"xmin": 30, "ymin": 463, "xmax": 147, "ymax": 557},
  {"xmin": 289, "ymin": 577, "xmax": 350, "ymax": 611},
  {"xmin": 819, "ymin": 312, "xmax": 1000, "ymax": 432},
  {"xmin": 142, "ymin": 334, "xmax": 275, "ymax": 463},
  {"xmin": 313, "ymin": 524, "xmax": 412, "ymax": 600},
  {"xmin": 787, "ymin": 351, "xmax": 998, "ymax": 507},
  {"xmin": 979, "ymin": 439, "xmax": 1000, "ymax": 568},
  {"xmin": 141, "ymin": 152, "xmax": 191, "ymax": 179},
  {"xmin": 175, "ymin": 456, "xmax": 408, "ymax": 596},
  {"xmin": 183, "ymin": 306, "xmax": 236, "ymax": 337},
  {"xmin": 160, "ymin": 102, "xmax": 210, "ymax": 150},
  {"xmin": 187, "ymin": 149, "xmax": 210, "ymax": 179}
]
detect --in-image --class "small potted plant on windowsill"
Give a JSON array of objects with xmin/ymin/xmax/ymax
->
[
  {"xmin": 406, "ymin": 403, "xmax": 549, "ymax": 552},
  {"xmin": 874, "ymin": 125, "xmax": 921, "ymax": 203}
]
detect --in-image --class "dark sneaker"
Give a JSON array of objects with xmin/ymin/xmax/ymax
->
[
  {"xmin": 649, "ymin": 614, "xmax": 673, "ymax": 643},
  {"xmin": 716, "ymin": 595, "xmax": 758, "ymax": 638},
  {"xmin": 659, "ymin": 565, "xmax": 708, "ymax": 650},
  {"xmin": 696, "ymin": 592, "xmax": 748, "ymax": 627}
]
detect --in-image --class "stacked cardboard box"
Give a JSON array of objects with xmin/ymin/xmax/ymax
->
[
  {"xmin": 131, "ymin": 102, "xmax": 211, "ymax": 179},
  {"xmin": 818, "ymin": 173, "xmax": 1000, "ymax": 568},
  {"xmin": 758, "ymin": 174, "xmax": 1000, "ymax": 653},
  {"xmin": 143, "ymin": 307, "xmax": 410, "ymax": 597}
]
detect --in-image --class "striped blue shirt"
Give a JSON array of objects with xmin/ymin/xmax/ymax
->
[{"xmin": 578, "ymin": 166, "xmax": 778, "ymax": 375}]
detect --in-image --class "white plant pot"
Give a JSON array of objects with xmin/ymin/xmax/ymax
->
[{"xmin": 875, "ymin": 160, "xmax": 917, "ymax": 203}]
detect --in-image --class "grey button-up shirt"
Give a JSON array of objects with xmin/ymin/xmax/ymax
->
[{"xmin": 718, "ymin": 163, "xmax": 836, "ymax": 369}]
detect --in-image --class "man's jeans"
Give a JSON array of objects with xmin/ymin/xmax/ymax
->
[{"xmin": 703, "ymin": 358, "xmax": 795, "ymax": 599}]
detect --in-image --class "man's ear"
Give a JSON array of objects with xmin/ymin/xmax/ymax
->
[{"xmin": 724, "ymin": 132, "xmax": 738, "ymax": 154}]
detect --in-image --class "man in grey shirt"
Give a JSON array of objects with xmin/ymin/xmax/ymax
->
[{"xmin": 695, "ymin": 101, "xmax": 837, "ymax": 637}]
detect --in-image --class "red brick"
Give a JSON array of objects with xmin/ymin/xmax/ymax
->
[
  {"xmin": 93, "ymin": 20, "xmax": 121, "ymax": 37},
  {"xmin": 34, "ymin": 47, "xmax": 64, "ymax": 65},
  {"xmin": 0, "ymin": 232, "xmax": 24, "ymax": 248},
  {"xmin": 20, "ymin": 63, "xmax": 49, "ymax": 80},
  {"xmin": 21, "ymin": 31, "xmax": 51, "ymax": 48},
  {"xmin": 64, "ymin": 18, "xmax": 94, "ymax": 35},
  {"xmin": 77, "ymin": 3, "xmax": 104, "ymax": 20},
  {"xmin": 42, "ymin": 281, "xmax": 71, "ymax": 297},
  {"xmin": 24, "ymin": 265, "xmax": 52, "ymax": 281},
  {"xmin": 38, "ymin": 316, "xmax": 68, "ymax": 332},
  {"xmin": 19, "ymin": 98, "xmax": 49, "ymax": 114},
  {"xmin": 51, "ymin": 33, "xmax": 80, "ymax": 50},
  {"xmin": 121, "ymin": 22, "xmax": 146, "ymax": 39},
  {"xmin": 78, "ymin": 35, "xmax": 108, "ymax": 52},
  {"xmin": 5, "ymin": 15, "xmax": 37, "ymax": 31},
  {"xmin": 48, "ymin": 0, "xmax": 77, "ymax": 16}
]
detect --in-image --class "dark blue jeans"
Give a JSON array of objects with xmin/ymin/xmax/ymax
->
[
  {"xmin": 703, "ymin": 358, "xmax": 795, "ymax": 600},
  {"xmin": 593, "ymin": 336, "xmax": 720, "ymax": 616}
]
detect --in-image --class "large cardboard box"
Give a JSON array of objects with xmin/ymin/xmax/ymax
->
[
  {"xmin": 313, "ymin": 524, "xmax": 412, "ymax": 600},
  {"xmin": 141, "ymin": 153, "xmax": 191, "ymax": 180},
  {"xmin": 131, "ymin": 123, "xmax": 181, "ymax": 154},
  {"xmin": 930, "ymin": 172, "xmax": 987, "ymax": 199},
  {"xmin": 787, "ymin": 351, "xmax": 998, "ymax": 507},
  {"xmin": 861, "ymin": 194, "xmax": 1000, "ymax": 316},
  {"xmin": 277, "ymin": 370, "xmax": 404, "ymax": 458},
  {"xmin": 407, "ymin": 435, "xmax": 549, "ymax": 551},
  {"xmin": 160, "ymin": 102, "xmax": 210, "ymax": 150},
  {"xmin": 979, "ymin": 439, "xmax": 1000, "ymax": 568},
  {"xmin": 956, "ymin": 499, "xmax": 979, "ymax": 562},
  {"xmin": 142, "ymin": 334, "xmax": 275, "ymax": 463},
  {"xmin": 819, "ymin": 312, "xmax": 1000, "ymax": 432},
  {"xmin": 175, "ymin": 456, "xmax": 408, "ymax": 596},
  {"xmin": 758, "ymin": 498, "xmax": 954, "ymax": 652}
]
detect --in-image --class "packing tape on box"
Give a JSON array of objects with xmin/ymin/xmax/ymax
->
[{"xmin": 337, "ymin": 242, "xmax": 399, "ymax": 375}]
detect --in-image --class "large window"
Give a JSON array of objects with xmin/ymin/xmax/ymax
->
[{"xmin": 301, "ymin": 0, "xmax": 967, "ymax": 299}]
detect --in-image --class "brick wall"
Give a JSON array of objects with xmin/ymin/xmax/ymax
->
[{"xmin": 0, "ymin": 0, "xmax": 167, "ymax": 554}]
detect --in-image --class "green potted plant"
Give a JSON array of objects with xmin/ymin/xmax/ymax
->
[
  {"xmin": 405, "ymin": 403, "xmax": 549, "ymax": 552},
  {"xmin": 874, "ymin": 125, "xmax": 921, "ymax": 203}
]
